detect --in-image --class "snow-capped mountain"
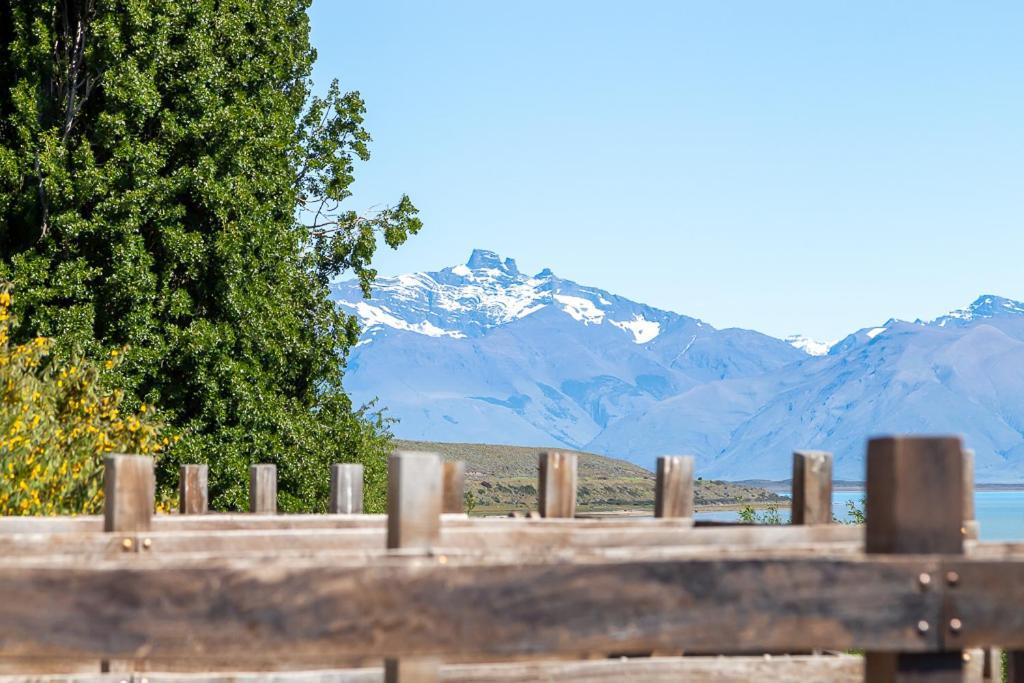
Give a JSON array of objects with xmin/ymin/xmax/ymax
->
[
  {"xmin": 785, "ymin": 335, "xmax": 832, "ymax": 356},
  {"xmin": 333, "ymin": 250, "xmax": 1024, "ymax": 482}
]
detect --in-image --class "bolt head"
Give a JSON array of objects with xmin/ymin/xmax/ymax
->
[
  {"xmin": 918, "ymin": 572, "xmax": 931, "ymax": 588},
  {"xmin": 142, "ymin": 537, "xmax": 152, "ymax": 549},
  {"xmin": 121, "ymin": 538, "xmax": 133, "ymax": 551},
  {"xmin": 946, "ymin": 570, "xmax": 960, "ymax": 586},
  {"xmin": 949, "ymin": 618, "xmax": 963, "ymax": 634},
  {"xmin": 917, "ymin": 620, "xmax": 930, "ymax": 634}
]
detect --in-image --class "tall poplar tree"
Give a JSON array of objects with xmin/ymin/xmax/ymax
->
[{"xmin": 0, "ymin": 0, "xmax": 421, "ymax": 511}]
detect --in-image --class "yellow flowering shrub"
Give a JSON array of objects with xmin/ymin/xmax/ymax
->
[{"xmin": 0, "ymin": 290, "xmax": 176, "ymax": 515}]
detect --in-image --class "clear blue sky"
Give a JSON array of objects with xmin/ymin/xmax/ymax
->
[{"xmin": 308, "ymin": 1, "xmax": 1023, "ymax": 341}]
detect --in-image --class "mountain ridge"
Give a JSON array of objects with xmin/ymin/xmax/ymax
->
[{"xmin": 333, "ymin": 249, "xmax": 1024, "ymax": 482}]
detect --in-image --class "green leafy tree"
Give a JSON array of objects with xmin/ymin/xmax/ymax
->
[{"xmin": 0, "ymin": 0, "xmax": 420, "ymax": 511}]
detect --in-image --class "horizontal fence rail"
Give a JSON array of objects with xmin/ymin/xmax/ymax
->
[
  {"xmin": 0, "ymin": 438, "xmax": 1014, "ymax": 683},
  {"xmin": 0, "ymin": 654, "xmax": 875, "ymax": 683}
]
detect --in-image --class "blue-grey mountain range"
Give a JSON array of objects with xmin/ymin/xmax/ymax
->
[{"xmin": 332, "ymin": 249, "xmax": 1024, "ymax": 481}]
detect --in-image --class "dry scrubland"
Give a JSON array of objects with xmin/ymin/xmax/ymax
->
[{"xmin": 395, "ymin": 439, "xmax": 784, "ymax": 513}]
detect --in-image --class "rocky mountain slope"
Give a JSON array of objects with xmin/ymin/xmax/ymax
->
[{"xmin": 334, "ymin": 251, "xmax": 1024, "ymax": 482}]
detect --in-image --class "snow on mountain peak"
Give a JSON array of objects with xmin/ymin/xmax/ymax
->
[
  {"xmin": 553, "ymin": 294, "xmax": 605, "ymax": 325},
  {"xmin": 611, "ymin": 315, "xmax": 662, "ymax": 344},
  {"xmin": 932, "ymin": 294, "xmax": 1024, "ymax": 327},
  {"xmin": 333, "ymin": 249, "xmax": 676, "ymax": 344},
  {"xmin": 785, "ymin": 335, "xmax": 832, "ymax": 356}
]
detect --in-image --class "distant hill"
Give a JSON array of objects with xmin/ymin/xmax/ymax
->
[
  {"xmin": 338, "ymin": 250, "xmax": 1024, "ymax": 482},
  {"xmin": 395, "ymin": 439, "xmax": 783, "ymax": 513}
]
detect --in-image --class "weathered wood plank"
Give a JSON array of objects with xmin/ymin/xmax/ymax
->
[
  {"xmin": 866, "ymin": 436, "xmax": 964, "ymax": 555},
  {"xmin": 941, "ymin": 559, "xmax": 1024, "ymax": 650},
  {"xmin": 963, "ymin": 449, "xmax": 980, "ymax": 540},
  {"xmin": 0, "ymin": 554, "xmax": 943, "ymax": 661},
  {"xmin": 386, "ymin": 452, "xmax": 442, "ymax": 681},
  {"xmin": 0, "ymin": 522, "xmax": 864, "ymax": 558},
  {"xmin": 179, "ymin": 465, "xmax": 209, "ymax": 515},
  {"xmin": 791, "ymin": 451, "xmax": 832, "ymax": 526},
  {"xmin": 104, "ymin": 455, "xmax": 154, "ymax": 534},
  {"xmin": 329, "ymin": 465, "xmax": 363, "ymax": 515},
  {"xmin": 249, "ymin": 466, "xmax": 277, "ymax": 514},
  {"xmin": 387, "ymin": 452, "xmax": 441, "ymax": 551},
  {"xmin": 983, "ymin": 647, "xmax": 1003, "ymax": 681},
  {"xmin": 441, "ymin": 462, "xmax": 465, "ymax": 515},
  {"xmin": 0, "ymin": 654, "xmax": 866, "ymax": 682},
  {"xmin": 866, "ymin": 435, "xmax": 966, "ymax": 682},
  {"xmin": 964, "ymin": 649, "xmax": 986, "ymax": 683},
  {"xmin": 0, "ymin": 513, "xmax": 695, "ymax": 534},
  {"xmin": 385, "ymin": 658, "xmax": 439, "ymax": 683},
  {"xmin": 538, "ymin": 452, "xmax": 576, "ymax": 518},
  {"xmin": 654, "ymin": 456, "xmax": 693, "ymax": 519}
]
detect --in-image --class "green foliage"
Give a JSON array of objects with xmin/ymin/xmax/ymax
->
[
  {"xmin": 844, "ymin": 497, "xmax": 865, "ymax": 524},
  {"xmin": 0, "ymin": 289, "xmax": 172, "ymax": 515},
  {"xmin": 463, "ymin": 488, "xmax": 477, "ymax": 515},
  {"xmin": 738, "ymin": 503, "xmax": 782, "ymax": 524},
  {"xmin": 0, "ymin": 1, "xmax": 419, "ymax": 511}
]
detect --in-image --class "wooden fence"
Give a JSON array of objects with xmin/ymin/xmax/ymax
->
[{"xmin": 0, "ymin": 436, "xmax": 1021, "ymax": 682}]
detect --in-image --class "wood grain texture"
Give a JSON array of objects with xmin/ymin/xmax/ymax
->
[
  {"xmin": 964, "ymin": 649, "xmax": 985, "ymax": 683},
  {"xmin": 942, "ymin": 560, "xmax": 1024, "ymax": 650},
  {"xmin": 866, "ymin": 436, "xmax": 966, "ymax": 681},
  {"xmin": 103, "ymin": 455, "xmax": 154, "ymax": 533},
  {"xmin": 179, "ymin": 465, "xmax": 209, "ymax": 515},
  {"xmin": 0, "ymin": 523, "xmax": 867, "ymax": 559},
  {"xmin": 1, "ymin": 514, "xmax": 707, "ymax": 534},
  {"xmin": 249, "ymin": 466, "xmax": 277, "ymax": 514},
  {"xmin": 537, "ymin": 452, "xmax": 577, "ymax": 518},
  {"xmin": 0, "ymin": 655, "xmax": 866, "ymax": 682},
  {"xmin": 386, "ymin": 452, "xmax": 442, "ymax": 681},
  {"xmin": 441, "ymin": 462, "xmax": 465, "ymax": 515},
  {"xmin": 984, "ymin": 648, "xmax": 1003, "ymax": 681},
  {"xmin": 384, "ymin": 658, "xmax": 439, "ymax": 683},
  {"xmin": 654, "ymin": 456, "xmax": 693, "ymax": 519},
  {"xmin": 791, "ymin": 451, "xmax": 832, "ymax": 526},
  {"xmin": 0, "ymin": 554, "xmax": 944, "ymax": 661},
  {"xmin": 329, "ymin": 465, "xmax": 363, "ymax": 515},
  {"xmin": 387, "ymin": 452, "xmax": 441, "ymax": 551},
  {"xmin": 866, "ymin": 436, "xmax": 964, "ymax": 555}
]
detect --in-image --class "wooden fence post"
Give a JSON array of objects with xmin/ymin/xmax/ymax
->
[
  {"xmin": 249, "ymin": 464, "xmax": 277, "ymax": 514},
  {"xmin": 1008, "ymin": 652, "xmax": 1023, "ymax": 683},
  {"xmin": 983, "ymin": 648, "xmax": 1003, "ymax": 681},
  {"xmin": 655, "ymin": 455, "xmax": 694, "ymax": 518},
  {"xmin": 963, "ymin": 449, "xmax": 978, "ymax": 540},
  {"xmin": 791, "ymin": 450, "xmax": 832, "ymax": 525},
  {"xmin": 179, "ymin": 464, "xmax": 208, "ymax": 515},
  {"xmin": 387, "ymin": 450, "xmax": 442, "ymax": 550},
  {"xmin": 329, "ymin": 463, "xmax": 364, "ymax": 514},
  {"xmin": 102, "ymin": 454, "xmax": 154, "ymax": 673},
  {"xmin": 104, "ymin": 454, "xmax": 154, "ymax": 533},
  {"xmin": 538, "ymin": 451, "xmax": 577, "ymax": 518},
  {"xmin": 864, "ymin": 436, "xmax": 964, "ymax": 682},
  {"xmin": 442, "ymin": 461, "xmax": 466, "ymax": 514},
  {"xmin": 386, "ymin": 451, "xmax": 442, "ymax": 682}
]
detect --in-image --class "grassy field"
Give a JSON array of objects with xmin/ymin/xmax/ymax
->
[{"xmin": 395, "ymin": 439, "xmax": 784, "ymax": 514}]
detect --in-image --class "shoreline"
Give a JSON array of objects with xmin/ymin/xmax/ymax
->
[{"xmin": 474, "ymin": 500, "xmax": 785, "ymax": 517}]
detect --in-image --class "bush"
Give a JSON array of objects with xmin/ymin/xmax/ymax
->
[
  {"xmin": 739, "ymin": 503, "xmax": 783, "ymax": 524},
  {"xmin": 0, "ymin": 290, "xmax": 174, "ymax": 515}
]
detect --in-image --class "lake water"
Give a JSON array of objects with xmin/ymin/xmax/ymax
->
[{"xmin": 696, "ymin": 490, "xmax": 1024, "ymax": 541}]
